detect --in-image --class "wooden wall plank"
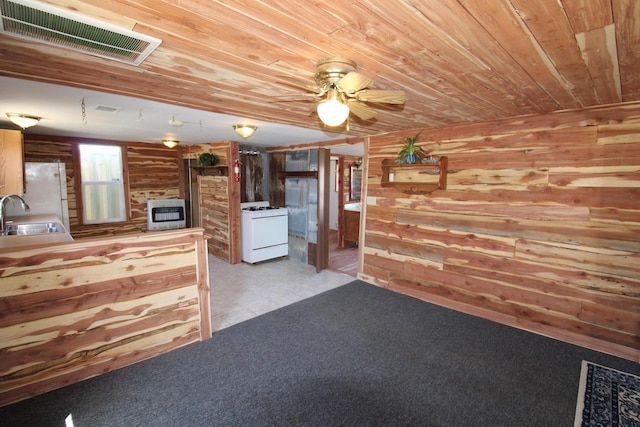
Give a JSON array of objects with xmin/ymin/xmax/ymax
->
[
  {"xmin": 508, "ymin": 0, "xmax": 599, "ymax": 106},
  {"xmin": 515, "ymin": 239, "xmax": 640, "ymax": 278},
  {"xmin": 199, "ymin": 174, "xmax": 231, "ymax": 262},
  {"xmin": 362, "ymin": 102, "xmax": 640, "ymax": 361},
  {"xmin": 458, "ymin": 0, "xmax": 577, "ymax": 108},
  {"xmin": 613, "ymin": 0, "xmax": 640, "ymax": 101},
  {"xmin": 0, "ymin": 228, "xmax": 210, "ymax": 406},
  {"xmin": 561, "ymin": 0, "xmax": 613, "ymax": 32},
  {"xmin": 575, "ymin": 24, "xmax": 622, "ymax": 104}
]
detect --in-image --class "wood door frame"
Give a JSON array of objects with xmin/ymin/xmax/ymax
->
[{"xmin": 316, "ymin": 148, "xmax": 330, "ymax": 272}]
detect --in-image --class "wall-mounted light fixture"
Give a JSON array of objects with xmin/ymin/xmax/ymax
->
[
  {"xmin": 162, "ymin": 139, "xmax": 179, "ymax": 148},
  {"xmin": 233, "ymin": 124, "xmax": 257, "ymax": 140},
  {"xmin": 6, "ymin": 113, "xmax": 41, "ymax": 129},
  {"xmin": 316, "ymin": 88, "xmax": 349, "ymax": 127}
]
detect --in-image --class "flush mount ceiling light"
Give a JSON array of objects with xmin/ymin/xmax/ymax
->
[
  {"xmin": 162, "ymin": 139, "xmax": 179, "ymax": 148},
  {"xmin": 233, "ymin": 124, "xmax": 257, "ymax": 140},
  {"xmin": 316, "ymin": 87, "xmax": 350, "ymax": 127},
  {"xmin": 6, "ymin": 112, "xmax": 40, "ymax": 129}
]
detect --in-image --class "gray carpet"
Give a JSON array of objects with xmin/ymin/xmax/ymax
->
[{"xmin": 2, "ymin": 280, "xmax": 639, "ymax": 426}]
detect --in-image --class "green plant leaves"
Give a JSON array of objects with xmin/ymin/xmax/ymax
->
[
  {"xmin": 198, "ymin": 153, "xmax": 219, "ymax": 166},
  {"xmin": 396, "ymin": 131, "xmax": 428, "ymax": 163}
]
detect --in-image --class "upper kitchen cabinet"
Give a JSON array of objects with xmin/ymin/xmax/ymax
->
[{"xmin": 0, "ymin": 130, "xmax": 24, "ymax": 196}]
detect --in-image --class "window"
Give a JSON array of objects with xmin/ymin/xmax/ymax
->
[{"xmin": 78, "ymin": 144, "xmax": 126, "ymax": 224}]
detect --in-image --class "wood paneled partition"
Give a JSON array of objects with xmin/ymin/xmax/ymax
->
[
  {"xmin": 0, "ymin": 228, "xmax": 211, "ymax": 407},
  {"xmin": 363, "ymin": 102, "xmax": 640, "ymax": 361},
  {"xmin": 182, "ymin": 141, "xmax": 241, "ymax": 264}
]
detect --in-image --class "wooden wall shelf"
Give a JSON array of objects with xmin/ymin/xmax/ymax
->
[
  {"xmin": 380, "ymin": 156, "xmax": 447, "ymax": 194},
  {"xmin": 192, "ymin": 165, "xmax": 228, "ymax": 176}
]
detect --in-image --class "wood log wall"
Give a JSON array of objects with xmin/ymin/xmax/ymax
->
[
  {"xmin": 0, "ymin": 228, "xmax": 211, "ymax": 407},
  {"xmin": 363, "ymin": 102, "xmax": 640, "ymax": 362}
]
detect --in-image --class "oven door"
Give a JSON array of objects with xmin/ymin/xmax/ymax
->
[{"xmin": 247, "ymin": 215, "xmax": 288, "ymax": 249}]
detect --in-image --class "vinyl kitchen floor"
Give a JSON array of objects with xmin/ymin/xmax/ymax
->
[{"xmin": 208, "ymin": 255, "xmax": 355, "ymax": 332}]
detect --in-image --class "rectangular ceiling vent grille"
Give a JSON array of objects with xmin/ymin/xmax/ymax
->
[
  {"xmin": 0, "ymin": 0, "xmax": 161, "ymax": 65},
  {"xmin": 94, "ymin": 105, "xmax": 120, "ymax": 113}
]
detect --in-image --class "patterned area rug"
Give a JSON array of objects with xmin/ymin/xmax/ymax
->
[{"xmin": 575, "ymin": 361, "xmax": 640, "ymax": 426}]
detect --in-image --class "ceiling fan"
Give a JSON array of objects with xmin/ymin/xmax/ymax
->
[
  {"xmin": 278, "ymin": 57, "xmax": 406, "ymax": 127},
  {"xmin": 168, "ymin": 115, "xmax": 201, "ymax": 128}
]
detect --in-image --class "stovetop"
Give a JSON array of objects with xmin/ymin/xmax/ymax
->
[
  {"xmin": 242, "ymin": 206, "xmax": 282, "ymax": 211},
  {"xmin": 241, "ymin": 201, "xmax": 288, "ymax": 217}
]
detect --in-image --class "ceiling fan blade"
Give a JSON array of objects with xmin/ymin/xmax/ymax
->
[
  {"xmin": 356, "ymin": 90, "xmax": 406, "ymax": 104},
  {"xmin": 347, "ymin": 100, "xmax": 377, "ymax": 120},
  {"xmin": 269, "ymin": 93, "xmax": 320, "ymax": 102},
  {"xmin": 338, "ymin": 72, "xmax": 373, "ymax": 93},
  {"xmin": 276, "ymin": 75, "xmax": 321, "ymax": 93}
]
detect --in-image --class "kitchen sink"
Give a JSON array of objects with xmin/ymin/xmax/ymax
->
[{"xmin": 3, "ymin": 222, "xmax": 63, "ymax": 236}]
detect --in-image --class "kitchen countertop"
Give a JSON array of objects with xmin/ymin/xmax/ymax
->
[{"xmin": 0, "ymin": 214, "xmax": 73, "ymax": 249}]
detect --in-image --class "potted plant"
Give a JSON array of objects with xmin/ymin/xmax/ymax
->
[
  {"xmin": 198, "ymin": 152, "xmax": 219, "ymax": 167},
  {"xmin": 396, "ymin": 131, "xmax": 428, "ymax": 164}
]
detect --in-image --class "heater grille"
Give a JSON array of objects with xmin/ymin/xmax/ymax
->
[{"xmin": 0, "ymin": 0, "xmax": 161, "ymax": 65}]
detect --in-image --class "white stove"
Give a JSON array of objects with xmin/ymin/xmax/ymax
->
[{"xmin": 241, "ymin": 202, "xmax": 288, "ymax": 263}]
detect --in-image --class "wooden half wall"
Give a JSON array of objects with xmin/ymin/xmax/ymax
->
[
  {"xmin": 363, "ymin": 102, "xmax": 640, "ymax": 361},
  {"xmin": 0, "ymin": 228, "xmax": 211, "ymax": 407}
]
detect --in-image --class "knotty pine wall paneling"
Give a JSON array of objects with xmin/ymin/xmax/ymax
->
[
  {"xmin": 183, "ymin": 141, "xmax": 241, "ymax": 264},
  {"xmin": 23, "ymin": 136, "xmax": 244, "ymax": 263},
  {"xmin": 23, "ymin": 136, "xmax": 181, "ymax": 238},
  {"xmin": 363, "ymin": 102, "xmax": 640, "ymax": 361},
  {"xmin": 198, "ymin": 175, "xmax": 231, "ymax": 262},
  {"xmin": 0, "ymin": 228, "xmax": 211, "ymax": 407}
]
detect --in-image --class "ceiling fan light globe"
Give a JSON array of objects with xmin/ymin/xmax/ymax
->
[{"xmin": 317, "ymin": 99, "xmax": 349, "ymax": 127}]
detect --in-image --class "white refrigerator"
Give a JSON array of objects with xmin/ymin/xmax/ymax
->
[{"xmin": 5, "ymin": 162, "xmax": 70, "ymax": 230}]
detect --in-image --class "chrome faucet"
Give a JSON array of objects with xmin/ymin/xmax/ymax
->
[{"xmin": 0, "ymin": 195, "xmax": 30, "ymax": 234}]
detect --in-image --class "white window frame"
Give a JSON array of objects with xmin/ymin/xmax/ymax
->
[{"xmin": 78, "ymin": 143, "xmax": 127, "ymax": 224}]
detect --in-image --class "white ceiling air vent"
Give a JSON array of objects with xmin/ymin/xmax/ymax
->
[
  {"xmin": 94, "ymin": 105, "xmax": 120, "ymax": 113},
  {"xmin": 0, "ymin": 0, "xmax": 161, "ymax": 65}
]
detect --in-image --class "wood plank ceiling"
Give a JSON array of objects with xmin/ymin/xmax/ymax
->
[{"xmin": 0, "ymin": 0, "xmax": 638, "ymax": 138}]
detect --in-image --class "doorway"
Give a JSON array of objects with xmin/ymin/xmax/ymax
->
[{"xmin": 327, "ymin": 146, "xmax": 363, "ymax": 278}]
